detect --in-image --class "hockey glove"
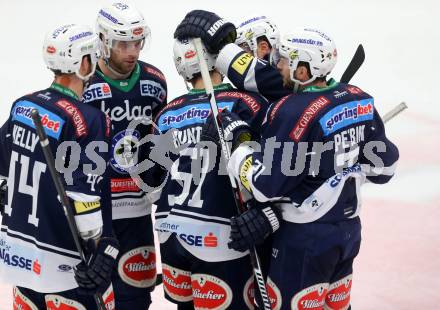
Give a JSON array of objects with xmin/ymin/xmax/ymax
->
[
  {"xmin": 74, "ymin": 237, "xmax": 119, "ymax": 295},
  {"xmin": 228, "ymin": 204, "xmax": 281, "ymax": 252},
  {"xmin": 0, "ymin": 180, "xmax": 6, "ymax": 216},
  {"xmin": 202, "ymin": 109, "xmax": 253, "ymax": 151},
  {"xmin": 174, "ymin": 10, "xmax": 237, "ymax": 54}
]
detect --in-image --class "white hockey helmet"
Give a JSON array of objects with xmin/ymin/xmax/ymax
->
[
  {"xmin": 235, "ymin": 16, "xmax": 279, "ymax": 56},
  {"xmin": 96, "ymin": 2, "xmax": 151, "ymax": 58},
  {"xmin": 278, "ymin": 28, "xmax": 337, "ymax": 85},
  {"xmin": 173, "ymin": 39, "xmax": 217, "ymax": 82},
  {"xmin": 43, "ymin": 24, "xmax": 99, "ymax": 81}
]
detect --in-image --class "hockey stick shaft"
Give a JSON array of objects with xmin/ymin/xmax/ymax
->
[
  {"xmin": 31, "ymin": 109, "xmax": 106, "ymax": 310},
  {"xmin": 340, "ymin": 44, "xmax": 365, "ymax": 84},
  {"xmin": 383, "ymin": 102, "xmax": 407, "ymax": 124},
  {"xmin": 193, "ymin": 38, "xmax": 272, "ymax": 310}
]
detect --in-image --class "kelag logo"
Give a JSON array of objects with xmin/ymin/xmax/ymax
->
[
  {"xmin": 319, "ymin": 98, "xmax": 374, "ymax": 136},
  {"xmin": 12, "ymin": 100, "xmax": 64, "ymax": 139}
]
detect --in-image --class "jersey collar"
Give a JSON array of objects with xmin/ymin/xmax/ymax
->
[
  {"xmin": 188, "ymin": 83, "xmax": 233, "ymax": 95},
  {"xmin": 96, "ymin": 63, "xmax": 140, "ymax": 93},
  {"xmin": 302, "ymin": 78, "xmax": 338, "ymax": 93},
  {"xmin": 50, "ymin": 83, "xmax": 79, "ymax": 100}
]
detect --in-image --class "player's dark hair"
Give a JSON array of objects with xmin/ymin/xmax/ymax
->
[{"xmin": 257, "ymin": 36, "xmax": 272, "ymax": 48}]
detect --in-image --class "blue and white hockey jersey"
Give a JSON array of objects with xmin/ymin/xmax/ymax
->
[
  {"xmin": 153, "ymin": 84, "xmax": 269, "ymax": 261},
  {"xmin": 84, "ymin": 61, "xmax": 167, "ymax": 220},
  {"xmin": 228, "ymin": 80, "xmax": 400, "ymax": 224},
  {"xmin": 0, "ymin": 83, "xmax": 111, "ymax": 292}
]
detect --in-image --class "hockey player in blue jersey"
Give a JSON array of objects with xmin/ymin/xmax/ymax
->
[
  {"xmin": 176, "ymin": 12, "xmax": 399, "ymax": 310},
  {"xmin": 153, "ymin": 36, "xmax": 270, "ymax": 309},
  {"xmin": 83, "ymin": 2, "xmax": 167, "ymax": 309},
  {"xmin": 0, "ymin": 24, "xmax": 119, "ymax": 309}
]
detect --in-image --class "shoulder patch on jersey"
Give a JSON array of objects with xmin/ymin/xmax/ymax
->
[
  {"xmin": 232, "ymin": 53, "xmax": 254, "ymax": 75},
  {"xmin": 289, "ymin": 96, "xmax": 331, "ymax": 142},
  {"xmin": 12, "ymin": 100, "xmax": 64, "ymax": 140},
  {"xmin": 83, "ymin": 82, "xmax": 112, "ymax": 103},
  {"xmin": 54, "ymin": 100, "xmax": 88, "ymax": 138},
  {"xmin": 346, "ymin": 85, "xmax": 364, "ymax": 95},
  {"xmin": 217, "ymin": 92, "xmax": 261, "ymax": 114},
  {"xmin": 319, "ymin": 99, "xmax": 374, "ymax": 136},
  {"xmin": 140, "ymin": 80, "xmax": 166, "ymax": 102},
  {"xmin": 144, "ymin": 65, "xmax": 166, "ymax": 82},
  {"xmin": 269, "ymin": 95, "xmax": 291, "ymax": 124}
]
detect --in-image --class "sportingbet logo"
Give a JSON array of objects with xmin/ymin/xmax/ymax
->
[
  {"xmin": 83, "ymin": 83, "xmax": 112, "ymax": 102},
  {"xmin": 13, "ymin": 102, "xmax": 63, "ymax": 139},
  {"xmin": 161, "ymin": 107, "xmax": 209, "ymax": 127},
  {"xmin": 325, "ymin": 102, "xmax": 373, "ymax": 130},
  {"xmin": 208, "ymin": 19, "xmax": 226, "ymax": 36}
]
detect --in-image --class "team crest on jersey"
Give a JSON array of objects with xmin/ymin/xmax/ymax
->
[
  {"xmin": 118, "ymin": 246, "xmax": 157, "ymax": 288},
  {"xmin": 244, "ymin": 276, "xmax": 282, "ymax": 310},
  {"xmin": 162, "ymin": 264, "xmax": 193, "ymax": 302},
  {"xmin": 45, "ymin": 295, "xmax": 86, "ymax": 310},
  {"xmin": 82, "ymin": 83, "xmax": 112, "ymax": 103},
  {"xmin": 291, "ymin": 283, "xmax": 329, "ymax": 310},
  {"xmin": 12, "ymin": 100, "xmax": 64, "ymax": 140},
  {"xmin": 110, "ymin": 129, "xmax": 140, "ymax": 174},
  {"xmin": 140, "ymin": 80, "xmax": 166, "ymax": 102}
]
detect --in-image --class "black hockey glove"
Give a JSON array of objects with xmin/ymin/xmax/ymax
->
[
  {"xmin": 0, "ymin": 180, "xmax": 6, "ymax": 216},
  {"xmin": 174, "ymin": 10, "xmax": 237, "ymax": 54},
  {"xmin": 228, "ymin": 204, "xmax": 281, "ymax": 252},
  {"xmin": 202, "ymin": 109, "xmax": 253, "ymax": 151},
  {"xmin": 74, "ymin": 237, "xmax": 119, "ymax": 295}
]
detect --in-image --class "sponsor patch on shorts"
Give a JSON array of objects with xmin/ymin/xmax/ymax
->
[
  {"xmin": 45, "ymin": 294, "xmax": 86, "ymax": 310},
  {"xmin": 118, "ymin": 246, "xmax": 157, "ymax": 288},
  {"xmin": 191, "ymin": 273, "xmax": 233, "ymax": 309},
  {"xmin": 13, "ymin": 287, "xmax": 38, "ymax": 310},
  {"xmin": 244, "ymin": 277, "xmax": 282, "ymax": 310},
  {"xmin": 291, "ymin": 282, "xmax": 329, "ymax": 310},
  {"xmin": 325, "ymin": 274, "xmax": 352, "ymax": 310},
  {"xmin": 162, "ymin": 263, "xmax": 193, "ymax": 302}
]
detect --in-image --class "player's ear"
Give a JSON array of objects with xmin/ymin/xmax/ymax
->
[
  {"xmin": 294, "ymin": 65, "xmax": 309, "ymax": 82},
  {"xmin": 79, "ymin": 55, "xmax": 92, "ymax": 77}
]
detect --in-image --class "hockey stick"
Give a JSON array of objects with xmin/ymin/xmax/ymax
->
[
  {"xmin": 340, "ymin": 44, "xmax": 365, "ymax": 84},
  {"xmin": 383, "ymin": 102, "xmax": 407, "ymax": 123},
  {"xmin": 31, "ymin": 109, "xmax": 106, "ymax": 310},
  {"xmin": 192, "ymin": 38, "xmax": 272, "ymax": 310}
]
